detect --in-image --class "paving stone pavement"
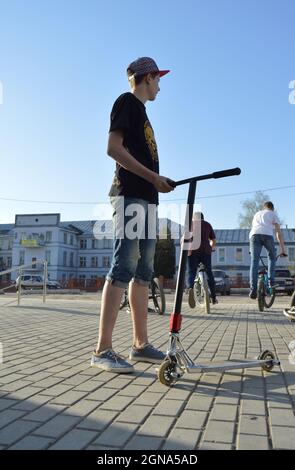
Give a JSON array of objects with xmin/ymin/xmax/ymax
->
[{"xmin": 0, "ymin": 293, "xmax": 294, "ymax": 450}]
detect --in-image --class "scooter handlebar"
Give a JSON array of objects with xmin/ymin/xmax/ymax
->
[
  {"xmin": 212, "ymin": 167, "xmax": 241, "ymax": 179},
  {"xmin": 171, "ymin": 167, "xmax": 241, "ymax": 187}
]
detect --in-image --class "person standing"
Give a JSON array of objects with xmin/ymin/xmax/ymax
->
[{"xmin": 91, "ymin": 57, "xmax": 174, "ymax": 373}]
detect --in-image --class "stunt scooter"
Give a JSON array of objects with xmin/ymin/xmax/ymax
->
[{"xmin": 158, "ymin": 167, "xmax": 280, "ymax": 386}]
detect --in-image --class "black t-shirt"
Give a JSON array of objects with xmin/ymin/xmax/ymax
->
[{"xmin": 108, "ymin": 92, "xmax": 160, "ymax": 205}]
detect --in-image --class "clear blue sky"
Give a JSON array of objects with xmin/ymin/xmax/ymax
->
[{"xmin": 0, "ymin": 0, "xmax": 294, "ymax": 228}]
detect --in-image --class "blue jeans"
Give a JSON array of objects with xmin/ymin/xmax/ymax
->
[
  {"xmin": 250, "ymin": 234, "xmax": 276, "ymax": 292},
  {"xmin": 187, "ymin": 253, "xmax": 216, "ymax": 299},
  {"xmin": 106, "ymin": 197, "xmax": 157, "ymax": 288}
]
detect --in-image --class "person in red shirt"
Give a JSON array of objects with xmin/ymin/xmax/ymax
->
[{"xmin": 187, "ymin": 212, "xmax": 217, "ymax": 307}]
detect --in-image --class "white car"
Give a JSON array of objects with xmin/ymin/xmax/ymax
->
[{"xmin": 15, "ymin": 274, "xmax": 62, "ymax": 290}]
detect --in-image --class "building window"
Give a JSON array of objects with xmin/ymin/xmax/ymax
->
[
  {"xmin": 235, "ymin": 248, "xmax": 243, "ymax": 262},
  {"xmin": 79, "ymin": 275, "xmax": 86, "ymax": 286},
  {"xmin": 103, "ymin": 256, "xmax": 110, "ymax": 268},
  {"xmin": 46, "ymin": 231, "xmax": 52, "ymax": 242},
  {"xmin": 289, "ymin": 247, "xmax": 295, "ymax": 262},
  {"xmin": 14, "ymin": 232, "xmax": 18, "ymax": 240},
  {"xmin": 45, "ymin": 250, "xmax": 51, "ymax": 266},
  {"xmin": 80, "ymin": 239, "xmax": 87, "ymax": 249},
  {"xmin": 64, "ymin": 232, "xmax": 68, "ymax": 244},
  {"xmin": 70, "ymin": 235, "xmax": 74, "ymax": 245},
  {"xmin": 92, "ymin": 239, "xmax": 97, "ymax": 249},
  {"xmin": 103, "ymin": 237, "xmax": 110, "ymax": 249},
  {"xmin": 63, "ymin": 251, "xmax": 67, "ymax": 267},
  {"xmin": 69, "ymin": 252, "xmax": 74, "ymax": 267},
  {"xmin": 91, "ymin": 257, "xmax": 98, "ymax": 268},
  {"xmin": 217, "ymin": 248, "xmax": 226, "ymax": 263},
  {"xmin": 8, "ymin": 240, "xmax": 12, "ymax": 250},
  {"xmin": 62, "ymin": 273, "xmax": 67, "ymax": 281},
  {"xmin": 80, "ymin": 256, "xmax": 86, "ymax": 267},
  {"xmin": 7, "ymin": 257, "xmax": 12, "ymax": 268},
  {"xmin": 19, "ymin": 250, "xmax": 25, "ymax": 266}
]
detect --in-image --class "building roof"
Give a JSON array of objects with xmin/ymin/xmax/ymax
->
[
  {"xmin": 59, "ymin": 219, "xmax": 182, "ymax": 238},
  {"xmin": 0, "ymin": 224, "xmax": 14, "ymax": 235},
  {"xmin": 214, "ymin": 228, "xmax": 295, "ymax": 243},
  {"xmin": 59, "ymin": 220, "xmax": 113, "ymax": 236}
]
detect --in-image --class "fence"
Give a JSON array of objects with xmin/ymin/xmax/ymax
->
[
  {"xmin": 0, "ymin": 272, "xmax": 251, "ymax": 295},
  {"xmin": 0, "ymin": 260, "xmax": 48, "ymax": 305}
]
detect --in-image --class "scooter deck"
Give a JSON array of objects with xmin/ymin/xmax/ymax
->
[{"xmin": 185, "ymin": 359, "xmax": 280, "ymax": 373}]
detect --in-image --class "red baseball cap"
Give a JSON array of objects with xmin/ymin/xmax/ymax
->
[{"xmin": 127, "ymin": 57, "xmax": 170, "ymax": 78}]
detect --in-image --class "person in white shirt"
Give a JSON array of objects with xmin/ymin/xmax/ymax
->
[{"xmin": 249, "ymin": 201, "xmax": 287, "ymax": 299}]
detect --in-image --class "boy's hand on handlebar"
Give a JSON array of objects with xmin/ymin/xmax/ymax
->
[{"xmin": 153, "ymin": 175, "xmax": 175, "ymax": 193}]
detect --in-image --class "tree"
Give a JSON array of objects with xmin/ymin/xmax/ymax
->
[
  {"xmin": 238, "ymin": 191, "xmax": 284, "ymax": 228},
  {"xmin": 154, "ymin": 227, "xmax": 176, "ymax": 279},
  {"xmin": 238, "ymin": 191, "xmax": 271, "ymax": 228}
]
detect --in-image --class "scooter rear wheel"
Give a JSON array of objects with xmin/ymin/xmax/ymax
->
[{"xmin": 258, "ymin": 350, "xmax": 275, "ymax": 372}]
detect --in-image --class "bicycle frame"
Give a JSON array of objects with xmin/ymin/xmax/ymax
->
[{"xmin": 120, "ymin": 277, "xmax": 166, "ymax": 314}]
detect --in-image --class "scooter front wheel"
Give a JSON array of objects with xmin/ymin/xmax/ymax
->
[{"xmin": 158, "ymin": 359, "xmax": 178, "ymax": 386}]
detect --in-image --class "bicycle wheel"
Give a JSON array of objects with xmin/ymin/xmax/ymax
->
[
  {"xmin": 202, "ymin": 274, "xmax": 211, "ymax": 314},
  {"xmin": 291, "ymin": 290, "xmax": 295, "ymax": 308},
  {"xmin": 257, "ymin": 278, "xmax": 265, "ymax": 312},
  {"xmin": 264, "ymin": 285, "xmax": 276, "ymax": 309},
  {"xmin": 119, "ymin": 289, "xmax": 129, "ymax": 310},
  {"xmin": 151, "ymin": 278, "xmax": 166, "ymax": 315},
  {"xmin": 193, "ymin": 278, "xmax": 202, "ymax": 305},
  {"xmin": 195, "ymin": 272, "xmax": 210, "ymax": 314}
]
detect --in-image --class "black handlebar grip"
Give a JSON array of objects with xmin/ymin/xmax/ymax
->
[
  {"xmin": 166, "ymin": 178, "xmax": 177, "ymax": 188},
  {"xmin": 212, "ymin": 167, "xmax": 241, "ymax": 179}
]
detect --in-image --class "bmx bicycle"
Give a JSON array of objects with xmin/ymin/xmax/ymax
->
[
  {"xmin": 157, "ymin": 167, "xmax": 280, "ymax": 386},
  {"xmin": 257, "ymin": 255, "xmax": 287, "ymax": 312},
  {"xmin": 257, "ymin": 254, "xmax": 287, "ymax": 312},
  {"xmin": 193, "ymin": 262, "xmax": 211, "ymax": 314},
  {"xmin": 119, "ymin": 277, "xmax": 166, "ymax": 315}
]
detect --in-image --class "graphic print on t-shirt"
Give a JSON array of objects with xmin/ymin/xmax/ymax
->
[{"xmin": 144, "ymin": 120, "xmax": 158, "ymax": 162}]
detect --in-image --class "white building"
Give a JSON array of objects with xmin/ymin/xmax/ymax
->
[
  {"xmin": 1, "ymin": 214, "xmax": 294, "ymax": 285},
  {"xmin": 0, "ymin": 213, "xmax": 181, "ymax": 283}
]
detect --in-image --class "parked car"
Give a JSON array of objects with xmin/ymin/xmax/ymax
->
[
  {"xmin": 15, "ymin": 274, "xmax": 62, "ymax": 291},
  {"xmin": 274, "ymin": 269, "xmax": 294, "ymax": 295},
  {"xmin": 212, "ymin": 269, "xmax": 231, "ymax": 295}
]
